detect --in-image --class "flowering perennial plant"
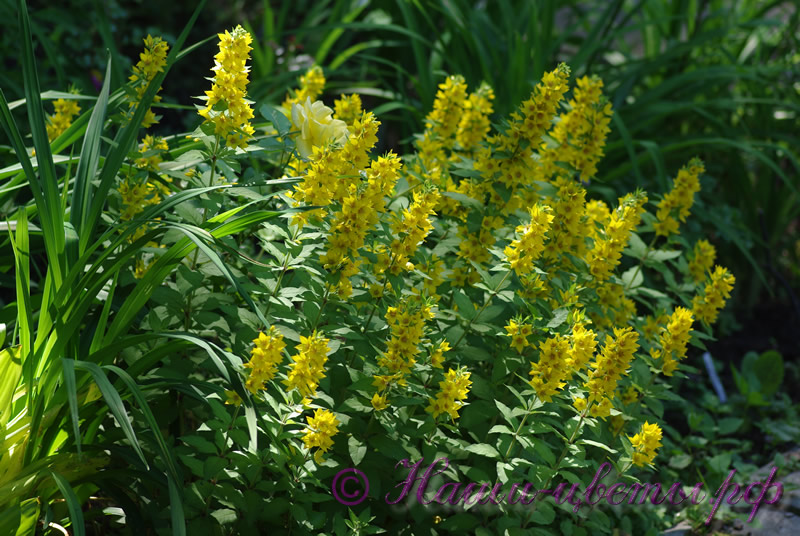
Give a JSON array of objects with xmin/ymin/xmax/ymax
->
[{"xmin": 4, "ymin": 25, "xmax": 744, "ymax": 533}]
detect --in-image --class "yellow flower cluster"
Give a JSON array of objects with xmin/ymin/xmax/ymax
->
[
  {"xmin": 46, "ymin": 98, "xmax": 81, "ymax": 141},
  {"xmin": 505, "ymin": 318, "xmax": 534, "ymax": 353},
  {"xmin": 290, "ymin": 108, "xmax": 380, "ymax": 214},
  {"xmin": 529, "ymin": 324, "xmax": 598, "ymax": 403},
  {"xmin": 118, "ymin": 179, "xmax": 160, "ymax": 220},
  {"xmin": 128, "ymin": 35, "xmax": 169, "ymax": 128},
  {"xmin": 692, "ymin": 265, "xmax": 735, "ymax": 324},
  {"xmin": 652, "ymin": 307, "xmax": 693, "ymax": 376},
  {"xmin": 586, "ymin": 192, "xmax": 648, "ymax": 282},
  {"xmin": 135, "ymin": 135, "xmax": 168, "ymax": 171},
  {"xmin": 302, "ymin": 408, "xmax": 339, "ymax": 463},
  {"xmin": 430, "ymin": 340, "xmax": 450, "ymax": 368},
  {"xmin": 529, "ymin": 334, "xmax": 571, "ymax": 402},
  {"xmin": 545, "ymin": 177, "xmax": 588, "ymax": 260},
  {"xmin": 333, "ymin": 93, "xmax": 363, "ymax": 125},
  {"xmin": 376, "ymin": 301, "xmax": 433, "ymax": 381},
  {"xmin": 654, "ymin": 158, "xmax": 704, "ymax": 237},
  {"xmin": 456, "ymin": 82, "xmax": 495, "ymax": 151},
  {"xmin": 198, "ymin": 25, "xmax": 255, "ymax": 149},
  {"xmin": 320, "ymin": 154, "xmax": 401, "ymax": 271},
  {"xmin": 584, "ymin": 327, "xmax": 640, "ymax": 418},
  {"xmin": 426, "ymin": 368, "xmax": 472, "ymax": 420},
  {"xmin": 540, "ymin": 75, "xmax": 612, "ymax": 182},
  {"xmin": 567, "ymin": 324, "xmax": 598, "ymax": 370},
  {"xmin": 244, "ymin": 327, "xmax": 286, "ymax": 394},
  {"xmin": 504, "ymin": 204, "xmax": 554, "ymax": 276},
  {"xmin": 390, "ymin": 189, "xmax": 441, "ymax": 273},
  {"xmin": 425, "ymin": 75, "xmax": 468, "ymax": 145},
  {"xmin": 284, "ymin": 331, "xmax": 331, "ymax": 400},
  {"xmin": 507, "ymin": 63, "xmax": 571, "ymax": 149},
  {"xmin": 688, "ymin": 239, "xmax": 716, "ymax": 282},
  {"xmin": 629, "ymin": 421, "xmax": 663, "ymax": 466},
  {"xmin": 284, "ymin": 65, "xmax": 326, "ymax": 108}
]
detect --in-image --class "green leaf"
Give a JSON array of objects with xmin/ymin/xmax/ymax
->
[
  {"xmin": 51, "ymin": 471, "xmax": 85, "ymax": 536},
  {"xmin": 72, "ymin": 360, "xmax": 149, "ymax": 469},
  {"xmin": 754, "ymin": 350, "xmax": 783, "ymax": 397},
  {"xmin": 348, "ymin": 436, "xmax": 367, "ymax": 466},
  {"xmin": 620, "ymin": 266, "xmax": 643, "ymax": 289},
  {"xmin": 624, "ymin": 232, "xmax": 647, "ymax": 258},
  {"xmin": 717, "ymin": 418, "xmax": 743, "ymax": 435},
  {"xmin": 463, "ymin": 443, "xmax": 501, "ymax": 459},
  {"xmin": 453, "ymin": 290, "xmax": 475, "ymax": 320},
  {"xmin": 547, "ymin": 308, "xmax": 568, "ymax": 329},
  {"xmin": 578, "ymin": 439, "xmax": 617, "ymax": 454},
  {"xmin": 261, "ymin": 104, "xmax": 292, "ymax": 137},
  {"xmin": 646, "ymin": 249, "xmax": 682, "ymax": 263},
  {"xmin": 669, "ymin": 454, "xmax": 693, "ymax": 469}
]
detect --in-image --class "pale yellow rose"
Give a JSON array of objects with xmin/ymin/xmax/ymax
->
[{"xmin": 290, "ymin": 97, "xmax": 348, "ymax": 158}]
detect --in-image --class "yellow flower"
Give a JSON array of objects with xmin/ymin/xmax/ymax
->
[
  {"xmin": 529, "ymin": 334, "xmax": 571, "ymax": 402},
  {"xmin": 505, "ymin": 319, "xmax": 533, "ymax": 353},
  {"xmin": 128, "ymin": 34, "xmax": 169, "ymax": 128},
  {"xmin": 47, "ymin": 98, "xmax": 81, "ymax": 141},
  {"xmin": 688, "ymin": 239, "xmax": 716, "ymax": 282},
  {"xmin": 333, "ymin": 93, "xmax": 363, "ymax": 125},
  {"xmin": 584, "ymin": 327, "xmax": 640, "ymax": 418},
  {"xmin": 428, "ymin": 340, "xmax": 449, "ymax": 369},
  {"xmin": 284, "ymin": 331, "xmax": 331, "ymax": 399},
  {"xmin": 654, "ymin": 158, "xmax": 704, "ymax": 237},
  {"xmin": 504, "ymin": 204, "xmax": 554, "ymax": 276},
  {"xmin": 135, "ymin": 134, "xmax": 168, "ymax": 171},
  {"xmin": 426, "ymin": 367, "xmax": 472, "ymax": 421},
  {"xmin": 244, "ymin": 327, "xmax": 285, "ymax": 394},
  {"xmin": 692, "ymin": 265, "xmax": 735, "ymax": 325},
  {"xmin": 629, "ymin": 421, "xmax": 663, "ymax": 466},
  {"xmin": 371, "ymin": 393, "xmax": 389, "ymax": 411},
  {"xmin": 651, "ymin": 307, "xmax": 694, "ymax": 376},
  {"xmin": 290, "ymin": 98, "xmax": 349, "ymax": 159},
  {"xmin": 302, "ymin": 408, "xmax": 340, "ymax": 463},
  {"xmin": 284, "ymin": 65, "xmax": 326, "ymax": 108}
]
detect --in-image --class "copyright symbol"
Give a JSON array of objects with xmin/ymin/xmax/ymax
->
[{"xmin": 332, "ymin": 468, "xmax": 369, "ymax": 506}]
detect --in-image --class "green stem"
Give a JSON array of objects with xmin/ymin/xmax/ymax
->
[
  {"xmin": 503, "ymin": 395, "xmax": 537, "ymax": 462},
  {"xmin": 361, "ymin": 253, "xmax": 397, "ymax": 333},
  {"xmin": 263, "ymin": 223, "xmax": 302, "ymax": 320}
]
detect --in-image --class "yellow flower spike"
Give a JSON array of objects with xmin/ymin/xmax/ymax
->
[
  {"xmin": 426, "ymin": 367, "xmax": 472, "ymax": 421},
  {"xmin": 688, "ymin": 239, "xmax": 717, "ymax": 282},
  {"xmin": 46, "ymin": 97, "xmax": 81, "ymax": 141},
  {"xmin": 654, "ymin": 158, "xmax": 704, "ymax": 238},
  {"xmin": 302, "ymin": 408, "xmax": 340, "ymax": 463},
  {"xmin": 127, "ymin": 34, "xmax": 169, "ymax": 128},
  {"xmin": 628, "ymin": 421, "xmax": 663, "ymax": 466},
  {"xmin": 198, "ymin": 25, "xmax": 255, "ymax": 149},
  {"xmin": 284, "ymin": 331, "xmax": 331, "ymax": 400},
  {"xmin": 691, "ymin": 265, "xmax": 735, "ymax": 325}
]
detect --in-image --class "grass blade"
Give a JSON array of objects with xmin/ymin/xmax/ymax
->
[{"xmin": 50, "ymin": 471, "xmax": 86, "ymax": 536}]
